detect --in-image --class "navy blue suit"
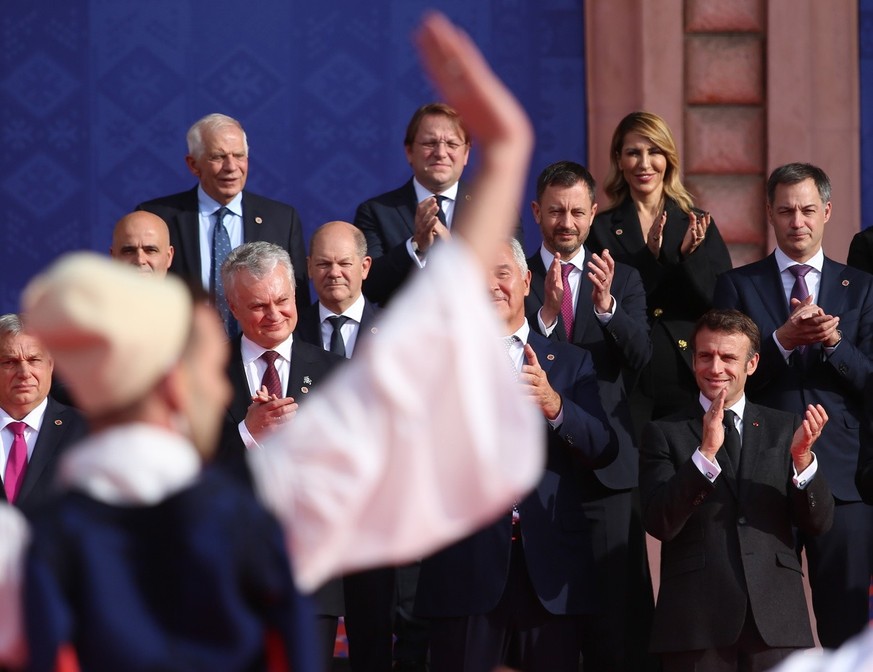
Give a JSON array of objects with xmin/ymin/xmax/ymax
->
[
  {"xmin": 416, "ymin": 329, "xmax": 616, "ymax": 672},
  {"xmin": 714, "ymin": 253, "xmax": 873, "ymax": 647},
  {"xmin": 137, "ymin": 187, "xmax": 310, "ymax": 313},
  {"xmin": 354, "ymin": 179, "xmax": 473, "ymax": 306},
  {"xmin": 525, "ymin": 252, "xmax": 655, "ymax": 671}
]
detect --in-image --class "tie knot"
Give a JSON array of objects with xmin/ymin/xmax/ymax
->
[
  {"xmin": 560, "ymin": 263, "xmax": 574, "ymax": 280},
  {"xmin": 503, "ymin": 335, "xmax": 520, "ymax": 349},
  {"xmin": 722, "ymin": 409, "xmax": 738, "ymax": 427},
  {"xmin": 434, "ymin": 194, "xmax": 447, "ymax": 206},
  {"xmin": 327, "ymin": 315, "xmax": 350, "ymax": 330},
  {"xmin": 6, "ymin": 422, "xmax": 26, "ymax": 438},
  {"xmin": 261, "ymin": 350, "xmax": 281, "ymax": 366},
  {"xmin": 215, "ymin": 206, "xmax": 229, "ymax": 224},
  {"xmin": 788, "ymin": 264, "xmax": 812, "ymax": 280}
]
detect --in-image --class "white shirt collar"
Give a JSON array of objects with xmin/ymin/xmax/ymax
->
[
  {"xmin": 539, "ymin": 244, "xmax": 586, "ymax": 272},
  {"xmin": 57, "ymin": 424, "xmax": 201, "ymax": 505},
  {"xmin": 0, "ymin": 397, "xmax": 48, "ymax": 433},
  {"xmin": 774, "ymin": 246, "xmax": 824, "ymax": 274},
  {"xmin": 318, "ymin": 293, "xmax": 365, "ymax": 324},
  {"xmin": 241, "ymin": 333, "xmax": 293, "ymax": 366},
  {"xmin": 197, "ymin": 185, "xmax": 243, "ymax": 218},
  {"xmin": 412, "ymin": 177, "xmax": 460, "ymax": 203},
  {"xmin": 510, "ymin": 319, "xmax": 531, "ymax": 344},
  {"xmin": 699, "ymin": 393, "xmax": 747, "ymax": 421}
]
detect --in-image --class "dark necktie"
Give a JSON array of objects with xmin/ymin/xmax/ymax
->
[
  {"xmin": 434, "ymin": 195, "xmax": 448, "ymax": 227},
  {"xmin": 260, "ymin": 350, "xmax": 283, "ymax": 398},
  {"xmin": 4, "ymin": 421, "xmax": 28, "ymax": 504},
  {"xmin": 327, "ymin": 315, "xmax": 350, "ymax": 358},
  {"xmin": 788, "ymin": 264, "xmax": 813, "ymax": 354},
  {"xmin": 722, "ymin": 409, "xmax": 741, "ymax": 472},
  {"xmin": 560, "ymin": 263, "xmax": 575, "ymax": 341},
  {"xmin": 211, "ymin": 206, "xmax": 236, "ymax": 337}
]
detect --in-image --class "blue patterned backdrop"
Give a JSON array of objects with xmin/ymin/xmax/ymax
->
[{"xmin": 0, "ymin": 1, "xmax": 586, "ymax": 313}]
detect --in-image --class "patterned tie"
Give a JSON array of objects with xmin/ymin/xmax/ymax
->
[
  {"xmin": 503, "ymin": 335, "xmax": 520, "ymax": 381},
  {"xmin": 722, "ymin": 409, "xmax": 741, "ymax": 473},
  {"xmin": 260, "ymin": 350, "xmax": 283, "ymax": 398},
  {"xmin": 211, "ymin": 206, "xmax": 236, "ymax": 337},
  {"xmin": 327, "ymin": 315, "xmax": 350, "ymax": 358},
  {"xmin": 434, "ymin": 195, "xmax": 448, "ymax": 227},
  {"xmin": 560, "ymin": 263, "xmax": 575, "ymax": 341},
  {"xmin": 789, "ymin": 264, "xmax": 813, "ymax": 354},
  {"xmin": 4, "ymin": 422, "xmax": 28, "ymax": 504}
]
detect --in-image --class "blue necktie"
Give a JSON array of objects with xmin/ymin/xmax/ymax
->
[{"xmin": 211, "ymin": 207, "xmax": 236, "ymax": 337}]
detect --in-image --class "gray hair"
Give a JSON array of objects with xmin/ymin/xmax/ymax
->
[
  {"xmin": 0, "ymin": 314, "xmax": 23, "ymax": 339},
  {"xmin": 186, "ymin": 113, "xmax": 249, "ymax": 158},
  {"xmin": 221, "ymin": 242, "xmax": 295, "ymax": 296},
  {"xmin": 767, "ymin": 162, "xmax": 832, "ymax": 205},
  {"xmin": 507, "ymin": 238, "xmax": 528, "ymax": 275}
]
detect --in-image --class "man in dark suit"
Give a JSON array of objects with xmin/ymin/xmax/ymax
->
[
  {"xmin": 524, "ymin": 160, "xmax": 654, "ymax": 671},
  {"xmin": 846, "ymin": 226, "xmax": 873, "ymax": 274},
  {"xmin": 641, "ymin": 308, "xmax": 833, "ymax": 671},
  {"xmin": 354, "ymin": 102, "xmax": 471, "ymax": 305},
  {"xmin": 416, "ymin": 238, "xmax": 616, "ymax": 672},
  {"xmin": 136, "ymin": 113, "xmax": 310, "ymax": 324},
  {"xmin": 0, "ymin": 314, "xmax": 86, "ymax": 514},
  {"xmin": 713, "ymin": 162, "xmax": 873, "ymax": 649},
  {"xmin": 296, "ymin": 220, "xmax": 394, "ymax": 672},
  {"xmin": 217, "ymin": 240, "xmax": 342, "ymax": 670}
]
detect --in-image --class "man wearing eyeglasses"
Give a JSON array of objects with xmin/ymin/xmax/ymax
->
[{"xmin": 354, "ymin": 103, "xmax": 472, "ymax": 306}]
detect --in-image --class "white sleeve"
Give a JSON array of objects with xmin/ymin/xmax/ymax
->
[
  {"xmin": 0, "ymin": 503, "xmax": 29, "ymax": 667},
  {"xmin": 248, "ymin": 241, "xmax": 545, "ymax": 593}
]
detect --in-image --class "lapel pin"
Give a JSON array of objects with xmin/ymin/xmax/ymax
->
[
  {"xmin": 300, "ymin": 386, "xmax": 309, "ymax": 394},
  {"xmin": 370, "ymin": 327, "xmax": 378, "ymax": 334},
  {"xmin": 752, "ymin": 421, "xmax": 759, "ymax": 427},
  {"xmin": 546, "ymin": 353, "xmax": 555, "ymax": 361},
  {"xmin": 255, "ymin": 216, "xmax": 263, "ymax": 224},
  {"xmin": 303, "ymin": 376, "xmax": 312, "ymax": 385},
  {"xmin": 615, "ymin": 228, "xmax": 623, "ymax": 236},
  {"xmin": 842, "ymin": 279, "xmax": 850, "ymax": 287},
  {"xmin": 465, "ymin": 194, "xmax": 471, "ymax": 201},
  {"xmin": 54, "ymin": 419, "xmax": 62, "ymax": 426},
  {"xmin": 678, "ymin": 339, "xmax": 688, "ymax": 350}
]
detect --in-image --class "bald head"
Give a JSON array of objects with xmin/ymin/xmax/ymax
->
[
  {"xmin": 110, "ymin": 212, "xmax": 174, "ymax": 277},
  {"xmin": 307, "ymin": 221, "xmax": 371, "ymax": 314}
]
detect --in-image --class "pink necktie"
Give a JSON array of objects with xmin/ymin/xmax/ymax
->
[
  {"xmin": 789, "ymin": 264, "xmax": 813, "ymax": 354},
  {"xmin": 561, "ymin": 263, "xmax": 575, "ymax": 341},
  {"xmin": 260, "ymin": 351, "xmax": 283, "ymax": 398},
  {"xmin": 4, "ymin": 422, "xmax": 28, "ymax": 504}
]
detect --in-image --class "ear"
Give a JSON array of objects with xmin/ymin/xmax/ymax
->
[
  {"xmin": 746, "ymin": 352, "xmax": 760, "ymax": 376},
  {"xmin": 167, "ymin": 245, "xmax": 175, "ymax": 266},
  {"xmin": 361, "ymin": 255, "xmax": 372, "ymax": 279},
  {"xmin": 185, "ymin": 154, "xmax": 201, "ymax": 178},
  {"xmin": 523, "ymin": 269, "xmax": 531, "ymax": 297},
  {"xmin": 531, "ymin": 200, "xmax": 541, "ymax": 224},
  {"xmin": 823, "ymin": 201, "xmax": 832, "ymax": 223}
]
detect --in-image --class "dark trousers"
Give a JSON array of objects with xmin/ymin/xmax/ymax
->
[
  {"xmin": 343, "ymin": 567, "xmax": 396, "ymax": 672},
  {"xmin": 428, "ymin": 541, "xmax": 580, "ymax": 672}
]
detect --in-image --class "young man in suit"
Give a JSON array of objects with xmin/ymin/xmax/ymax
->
[
  {"xmin": 354, "ymin": 102, "xmax": 472, "ymax": 305},
  {"xmin": 0, "ymin": 314, "xmax": 86, "ymax": 514},
  {"xmin": 217, "ymin": 240, "xmax": 343, "ymax": 669},
  {"xmin": 640, "ymin": 308, "xmax": 833, "ymax": 671},
  {"xmin": 714, "ymin": 162, "xmax": 873, "ymax": 648},
  {"xmin": 524, "ymin": 160, "xmax": 655, "ymax": 671},
  {"xmin": 416, "ymin": 238, "xmax": 616, "ymax": 672},
  {"xmin": 136, "ymin": 113, "xmax": 310, "ymax": 327}
]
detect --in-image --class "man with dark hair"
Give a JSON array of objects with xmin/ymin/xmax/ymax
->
[
  {"xmin": 714, "ymin": 162, "xmax": 873, "ymax": 648},
  {"xmin": 353, "ymin": 102, "xmax": 472, "ymax": 305},
  {"xmin": 524, "ymin": 160, "xmax": 653, "ymax": 671},
  {"xmin": 641, "ymin": 308, "xmax": 833, "ymax": 671}
]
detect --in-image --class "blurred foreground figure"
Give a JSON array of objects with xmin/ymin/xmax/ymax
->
[{"xmin": 2, "ymin": 11, "xmax": 540, "ymax": 671}]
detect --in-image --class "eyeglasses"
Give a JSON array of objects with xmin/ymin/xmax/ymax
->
[{"xmin": 416, "ymin": 139, "xmax": 467, "ymax": 154}]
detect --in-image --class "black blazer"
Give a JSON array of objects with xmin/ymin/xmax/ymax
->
[
  {"xmin": 137, "ymin": 187, "xmax": 310, "ymax": 313},
  {"xmin": 2, "ymin": 397, "xmax": 88, "ymax": 515},
  {"xmin": 847, "ymin": 227, "xmax": 873, "ymax": 275},
  {"xmin": 640, "ymin": 402, "xmax": 833, "ymax": 652},
  {"xmin": 715, "ymin": 253, "xmax": 873, "ymax": 501},
  {"xmin": 416, "ymin": 330, "xmax": 616, "ymax": 618},
  {"xmin": 588, "ymin": 197, "xmax": 732, "ymax": 417},
  {"xmin": 525, "ymin": 251, "xmax": 651, "ymax": 490},
  {"xmin": 353, "ymin": 179, "xmax": 474, "ymax": 306}
]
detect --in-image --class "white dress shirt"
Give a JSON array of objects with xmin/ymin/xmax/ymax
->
[
  {"xmin": 318, "ymin": 294, "xmax": 366, "ymax": 358},
  {"xmin": 0, "ymin": 397, "xmax": 48, "ymax": 478},
  {"xmin": 237, "ymin": 334, "xmax": 293, "ymax": 450},
  {"xmin": 196, "ymin": 187, "xmax": 244, "ymax": 291}
]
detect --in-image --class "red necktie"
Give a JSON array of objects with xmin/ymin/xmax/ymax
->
[
  {"xmin": 260, "ymin": 351, "xmax": 283, "ymax": 398},
  {"xmin": 560, "ymin": 263, "xmax": 575, "ymax": 340},
  {"xmin": 4, "ymin": 422, "xmax": 28, "ymax": 504}
]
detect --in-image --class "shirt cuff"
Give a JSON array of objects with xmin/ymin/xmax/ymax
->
[
  {"xmin": 772, "ymin": 329, "xmax": 794, "ymax": 360},
  {"xmin": 547, "ymin": 405, "xmax": 564, "ymax": 429},
  {"xmin": 594, "ymin": 295, "xmax": 616, "ymax": 325},
  {"xmin": 792, "ymin": 452, "xmax": 819, "ymax": 489},
  {"xmin": 538, "ymin": 307, "xmax": 557, "ymax": 337},
  {"xmin": 406, "ymin": 238, "xmax": 427, "ymax": 268},
  {"xmin": 238, "ymin": 419, "xmax": 262, "ymax": 451},
  {"xmin": 693, "ymin": 447, "xmax": 721, "ymax": 482}
]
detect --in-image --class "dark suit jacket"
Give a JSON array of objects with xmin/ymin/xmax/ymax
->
[
  {"xmin": 2, "ymin": 397, "xmax": 87, "ymax": 515},
  {"xmin": 354, "ymin": 179, "xmax": 474, "ymax": 306},
  {"xmin": 714, "ymin": 254, "xmax": 873, "ymax": 501},
  {"xmin": 589, "ymin": 198, "xmax": 732, "ymax": 417},
  {"xmin": 137, "ymin": 187, "xmax": 310, "ymax": 312},
  {"xmin": 640, "ymin": 402, "xmax": 833, "ymax": 652},
  {"xmin": 415, "ymin": 330, "xmax": 617, "ymax": 618},
  {"xmin": 526, "ymin": 252, "xmax": 651, "ymax": 490},
  {"xmin": 294, "ymin": 299, "xmax": 379, "ymax": 357},
  {"xmin": 847, "ymin": 227, "xmax": 873, "ymax": 275}
]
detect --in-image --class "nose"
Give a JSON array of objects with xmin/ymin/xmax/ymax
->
[
  {"xmin": 221, "ymin": 155, "xmax": 239, "ymax": 172},
  {"xmin": 136, "ymin": 249, "xmax": 148, "ymax": 265},
  {"xmin": 639, "ymin": 150, "xmax": 651, "ymax": 169}
]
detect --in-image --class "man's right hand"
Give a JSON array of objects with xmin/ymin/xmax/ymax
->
[
  {"xmin": 244, "ymin": 385, "xmax": 298, "ymax": 439},
  {"xmin": 700, "ymin": 389, "xmax": 727, "ymax": 462},
  {"xmin": 775, "ymin": 296, "xmax": 840, "ymax": 351},
  {"xmin": 412, "ymin": 197, "xmax": 450, "ymax": 255}
]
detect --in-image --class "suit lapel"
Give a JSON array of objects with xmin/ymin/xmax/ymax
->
[
  {"xmin": 609, "ymin": 201, "xmax": 645, "ymax": 259},
  {"xmin": 755, "ymin": 255, "xmax": 792, "ymax": 325},
  {"xmin": 227, "ymin": 337, "xmax": 252, "ymax": 424},
  {"xmin": 18, "ymin": 399, "xmax": 62, "ymax": 502},
  {"xmin": 394, "ymin": 180, "xmax": 418, "ymax": 238},
  {"xmin": 737, "ymin": 404, "xmax": 764, "ymax": 500},
  {"xmin": 177, "ymin": 188, "xmax": 203, "ymax": 280},
  {"xmin": 817, "ymin": 257, "xmax": 851, "ymax": 316}
]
